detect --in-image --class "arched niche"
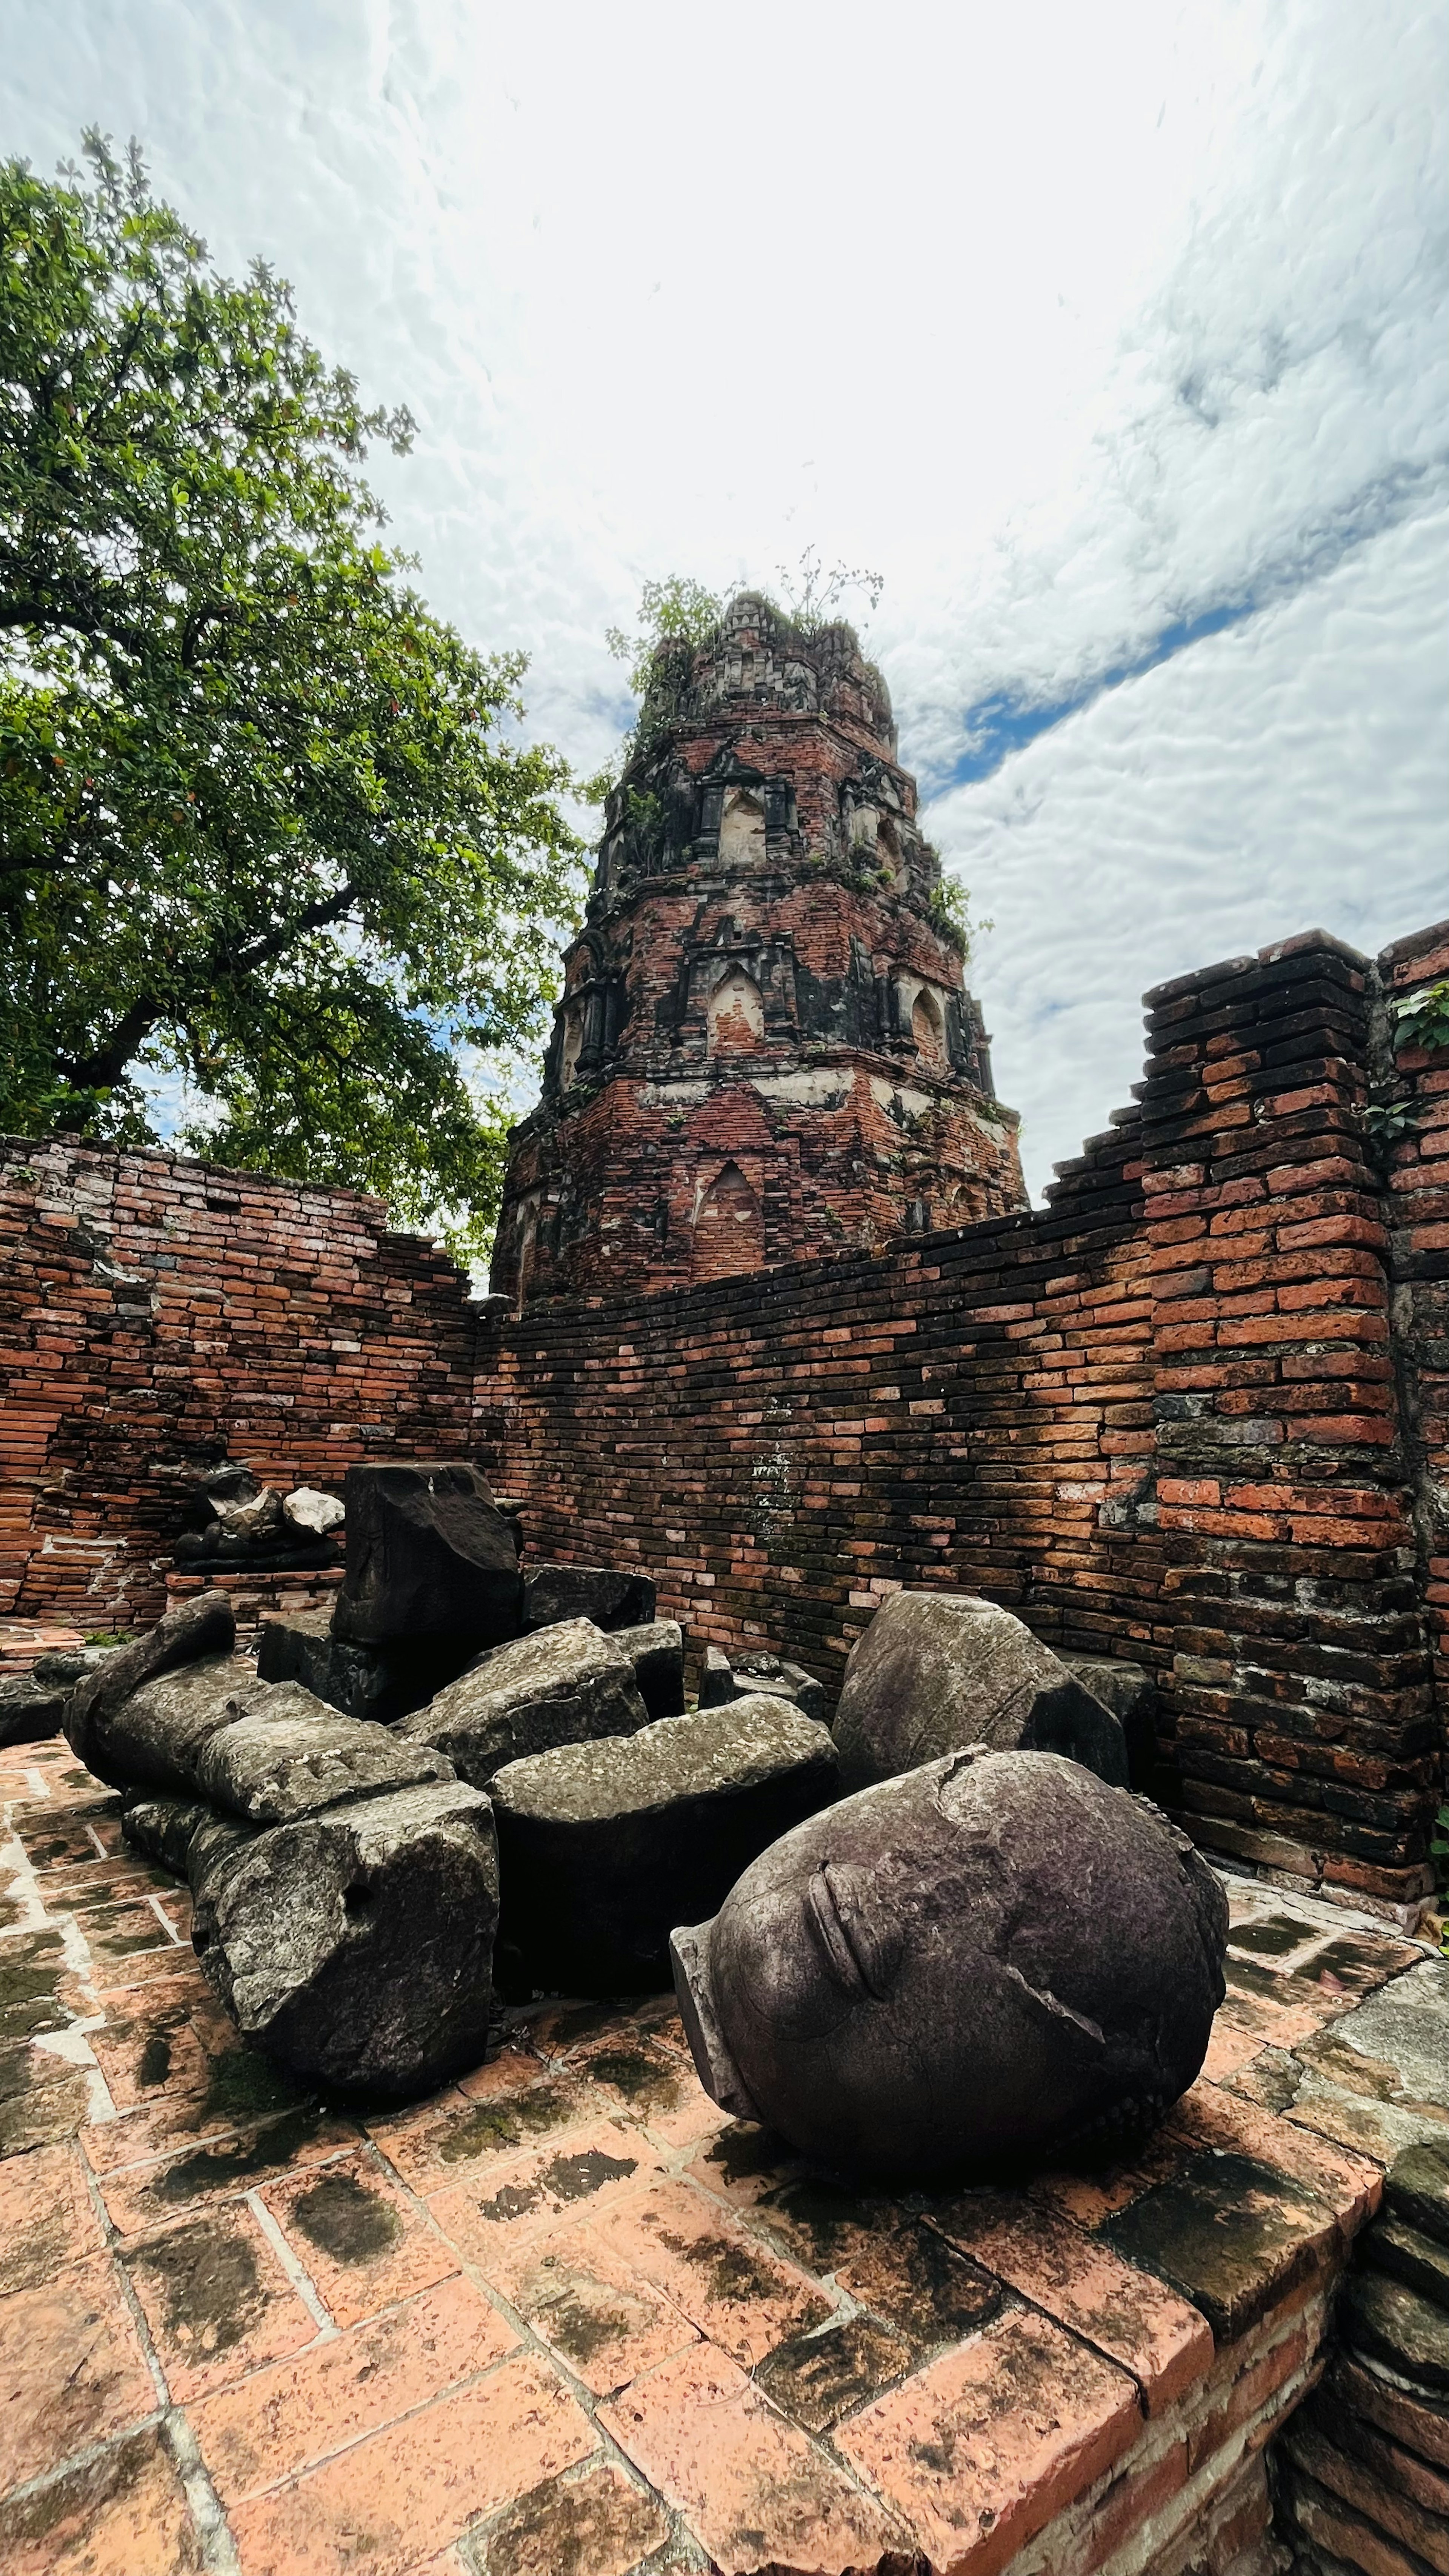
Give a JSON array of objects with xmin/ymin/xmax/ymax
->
[
  {"xmin": 559, "ymin": 1005, "xmax": 585, "ymax": 1087},
  {"xmin": 707, "ymin": 965, "xmax": 765, "ymax": 1055},
  {"xmin": 718, "ymin": 784, "xmax": 768, "ymax": 867},
  {"xmin": 693, "ymin": 1160, "xmax": 764, "ymax": 1279},
  {"xmin": 912, "ymin": 984, "xmax": 947, "ymax": 1070}
]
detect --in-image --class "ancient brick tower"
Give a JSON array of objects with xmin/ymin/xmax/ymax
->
[{"xmin": 490, "ymin": 594, "xmax": 1027, "ymax": 1303}]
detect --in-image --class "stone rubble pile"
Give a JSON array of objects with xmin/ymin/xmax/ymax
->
[{"xmin": 58, "ymin": 1460, "xmax": 1222, "ymax": 2185}]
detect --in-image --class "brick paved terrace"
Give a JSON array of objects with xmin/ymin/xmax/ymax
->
[{"xmin": 4, "ymin": 1726, "xmax": 1446, "ymax": 2576}]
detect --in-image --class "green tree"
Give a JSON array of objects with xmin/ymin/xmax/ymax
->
[{"xmin": 0, "ymin": 134, "xmax": 583, "ymax": 1263}]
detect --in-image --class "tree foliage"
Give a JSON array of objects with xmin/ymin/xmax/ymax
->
[{"xmin": 0, "ymin": 134, "xmax": 583, "ymax": 1263}]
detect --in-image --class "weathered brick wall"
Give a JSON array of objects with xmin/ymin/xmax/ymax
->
[
  {"xmin": 477, "ymin": 1108, "xmax": 1161, "ymax": 1684},
  {"xmin": 0, "ymin": 1137, "xmax": 475, "ymax": 1627},
  {"xmin": 1377, "ymin": 921, "xmax": 1449, "ymax": 1789}
]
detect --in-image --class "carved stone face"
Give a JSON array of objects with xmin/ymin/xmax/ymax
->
[{"xmin": 671, "ymin": 1748, "xmax": 1227, "ymax": 2183}]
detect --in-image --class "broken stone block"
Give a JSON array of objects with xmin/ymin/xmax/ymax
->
[
  {"xmin": 1344, "ymin": 2265, "xmax": 1449, "ymax": 2392},
  {"xmin": 188, "ymin": 1777, "xmax": 498, "ymax": 2096},
  {"xmin": 521, "ymin": 1563, "xmax": 657, "ymax": 1633},
  {"xmin": 65, "ymin": 1591, "xmax": 238, "ymax": 1786},
  {"xmin": 698, "ymin": 1644, "xmax": 737, "ymax": 1708},
  {"xmin": 731, "ymin": 1650, "xmax": 828, "ymax": 1723},
  {"xmin": 1061, "ymin": 1654, "xmax": 1158, "ymax": 1787},
  {"xmin": 0, "ymin": 1669, "xmax": 67, "ymax": 1749},
  {"xmin": 491, "ymin": 1695, "xmax": 839, "ymax": 1996},
  {"xmin": 257, "ymin": 1609, "xmax": 380, "ymax": 1717},
  {"xmin": 193, "ymin": 1685, "xmax": 456, "ymax": 1826},
  {"xmin": 831, "ymin": 1590, "xmax": 1128, "ymax": 1795},
  {"xmin": 121, "ymin": 1792, "xmax": 210, "ymax": 1875},
  {"xmin": 1386, "ymin": 2140, "xmax": 1449, "ymax": 2250},
  {"xmin": 88, "ymin": 1654, "xmax": 261, "ymax": 1799},
  {"xmin": 331, "ymin": 1461, "xmax": 521, "ymax": 1648},
  {"xmin": 611, "ymin": 1620, "xmax": 686, "ymax": 1721},
  {"xmin": 396, "ymin": 1617, "xmax": 651, "ymax": 1788},
  {"xmin": 283, "ymin": 1486, "xmax": 346, "ymax": 1536},
  {"xmin": 672, "ymin": 1746, "xmax": 1227, "ymax": 2183}
]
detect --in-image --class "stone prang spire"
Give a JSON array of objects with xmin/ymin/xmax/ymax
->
[{"xmin": 490, "ymin": 593, "xmax": 1026, "ymax": 1303}]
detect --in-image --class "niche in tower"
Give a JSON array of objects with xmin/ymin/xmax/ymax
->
[
  {"xmin": 912, "ymin": 984, "xmax": 947, "ymax": 1070},
  {"xmin": 718, "ymin": 784, "xmax": 768, "ymax": 867},
  {"xmin": 707, "ymin": 964, "xmax": 765, "ymax": 1055},
  {"xmin": 693, "ymin": 1160, "xmax": 764, "ymax": 1280}
]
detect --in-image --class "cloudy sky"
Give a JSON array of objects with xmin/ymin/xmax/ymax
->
[{"xmin": 5, "ymin": 0, "xmax": 1445, "ymax": 1198}]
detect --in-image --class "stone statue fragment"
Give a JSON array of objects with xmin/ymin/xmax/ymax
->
[
  {"xmin": 396, "ymin": 1616, "xmax": 652, "ymax": 1787},
  {"xmin": 671, "ymin": 1747, "xmax": 1226, "ymax": 2182},
  {"xmin": 331, "ymin": 1460, "xmax": 520, "ymax": 1648},
  {"xmin": 522, "ymin": 1563, "xmax": 657, "ymax": 1633},
  {"xmin": 831, "ymin": 1590, "xmax": 1128, "ymax": 1793}
]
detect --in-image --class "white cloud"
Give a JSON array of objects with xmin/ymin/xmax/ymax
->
[{"xmin": 3, "ymin": 0, "xmax": 1444, "ymax": 1198}]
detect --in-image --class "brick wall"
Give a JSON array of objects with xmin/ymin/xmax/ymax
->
[
  {"xmin": 2, "ymin": 920, "xmax": 1444, "ymax": 1907},
  {"xmin": 0, "ymin": 1137, "xmax": 475, "ymax": 1627}
]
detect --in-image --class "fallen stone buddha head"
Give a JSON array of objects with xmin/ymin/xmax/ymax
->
[{"xmin": 671, "ymin": 1747, "xmax": 1227, "ymax": 2182}]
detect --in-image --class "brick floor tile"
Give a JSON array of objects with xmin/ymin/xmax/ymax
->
[
  {"xmin": 685, "ymin": 2115, "xmax": 801, "ymax": 2208},
  {"xmin": 454, "ymin": 2047, "xmax": 551, "ymax": 2102},
  {"xmin": 599, "ymin": 2342, "xmax": 901, "ymax": 2574},
  {"xmin": 369, "ymin": 2076, "xmax": 590, "ymax": 2194},
  {"xmin": 1202, "ymin": 2020, "xmax": 1267, "ymax": 2083},
  {"xmin": 15, "ymin": 1812, "xmax": 120, "ymax": 1873},
  {"xmin": 757, "ymin": 2174, "xmax": 1003, "ymax": 2349},
  {"xmin": 0, "ymin": 2424, "xmax": 202, "ymax": 2575},
  {"xmin": 427, "ymin": 2119, "xmax": 665, "ymax": 2264},
  {"xmin": 591, "ymin": 2178, "xmax": 834, "ymax": 2366},
  {"xmin": 122, "ymin": 2201, "xmax": 319, "ymax": 2403},
  {"xmin": 0, "ymin": 2058, "xmax": 95, "ymax": 2155},
  {"xmin": 92, "ymin": 1946, "xmax": 210, "ymax": 2000},
  {"xmin": 0, "ymin": 2137, "xmax": 106, "ymax": 2294},
  {"xmin": 57, "ymin": 1896, "xmax": 182, "ymax": 1965},
  {"xmin": 1027, "ymin": 2126, "xmax": 1195, "ymax": 2231},
  {"xmin": 185, "ymin": 2267, "xmax": 513, "ymax": 2504},
  {"xmin": 1100, "ymin": 2148, "xmax": 1338, "ymax": 2342},
  {"xmin": 1168, "ymin": 2079, "xmax": 1383, "ymax": 2231},
  {"xmin": 929, "ymin": 2193, "xmax": 1214, "ymax": 2411},
  {"xmin": 835, "ymin": 2305, "xmax": 1141, "ymax": 2576},
  {"xmin": 0, "ymin": 1925, "xmax": 91, "ymax": 2046},
  {"xmin": 0, "ymin": 2249, "xmax": 156, "ymax": 2491},
  {"xmin": 86, "ymin": 1986, "xmax": 305, "ymax": 2121},
  {"xmin": 262, "ymin": 2149, "xmax": 456, "ymax": 2327},
  {"xmin": 572, "ymin": 2033, "xmax": 730, "ymax": 2152},
  {"xmin": 511, "ymin": 1999, "xmax": 624, "ymax": 2061},
  {"xmin": 228, "ymin": 2353, "xmax": 596, "ymax": 2576},
  {"xmin": 755, "ymin": 2313, "xmax": 916, "ymax": 2432},
  {"xmin": 488, "ymin": 2218, "xmax": 700, "ymax": 2395},
  {"xmin": 26, "ymin": 1855, "xmax": 170, "ymax": 1914},
  {"xmin": 95, "ymin": 2102, "xmax": 358, "ymax": 2232},
  {"xmin": 190, "ymin": 2274, "xmax": 518, "ymax": 2507},
  {"xmin": 470, "ymin": 2460, "xmax": 671, "ymax": 2576}
]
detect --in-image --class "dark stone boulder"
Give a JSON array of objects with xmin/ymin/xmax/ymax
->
[
  {"xmin": 65, "ymin": 1591, "xmax": 237, "ymax": 1785},
  {"xmin": 193, "ymin": 1685, "xmax": 455, "ymax": 1826},
  {"xmin": 831, "ymin": 1591, "xmax": 1128, "ymax": 1794},
  {"xmin": 0, "ymin": 1669, "xmax": 68, "ymax": 1749},
  {"xmin": 121, "ymin": 1792, "xmax": 211, "ymax": 1876},
  {"xmin": 1344, "ymin": 2266, "xmax": 1449, "ymax": 2393},
  {"xmin": 491, "ymin": 1695, "xmax": 839, "ymax": 1998},
  {"xmin": 256, "ymin": 1609, "xmax": 477, "ymax": 1726},
  {"xmin": 1061, "ymin": 1654, "xmax": 1158, "ymax": 1790},
  {"xmin": 1386, "ymin": 2139, "xmax": 1449, "ymax": 2250},
  {"xmin": 672, "ymin": 1747, "xmax": 1226, "ymax": 2183},
  {"xmin": 611, "ymin": 1620, "xmax": 686, "ymax": 1721},
  {"xmin": 188, "ymin": 1777, "xmax": 498, "ymax": 2096},
  {"xmin": 331, "ymin": 1461, "xmax": 521, "ymax": 1649},
  {"xmin": 522, "ymin": 1563, "xmax": 657, "ymax": 1634},
  {"xmin": 396, "ymin": 1617, "xmax": 651, "ymax": 1788}
]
